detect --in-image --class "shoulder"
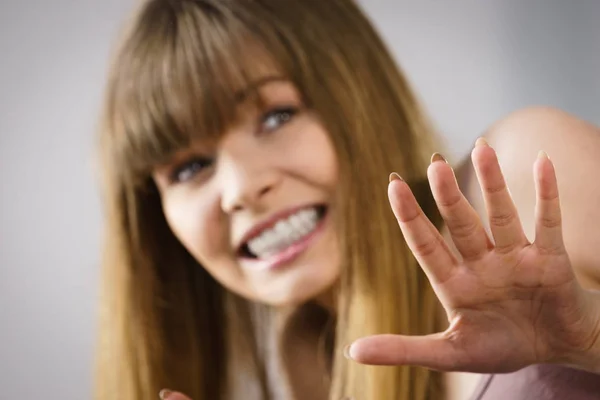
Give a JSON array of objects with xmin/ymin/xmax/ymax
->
[
  {"xmin": 455, "ymin": 106, "xmax": 600, "ymax": 288},
  {"xmin": 456, "ymin": 106, "xmax": 599, "ymax": 178},
  {"xmin": 481, "ymin": 106, "xmax": 599, "ymax": 162},
  {"xmin": 456, "ymin": 106, "xmax": 600, "ymax": 208}
]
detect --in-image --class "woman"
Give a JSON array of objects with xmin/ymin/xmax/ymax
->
[{"xmin": 94, "ymin": 0, "xmax": 600, "ymax": 399}]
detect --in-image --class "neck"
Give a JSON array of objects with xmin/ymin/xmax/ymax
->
[{"xmin": 276, "ymin": 301, "xmax": 335, "ymax": 400}]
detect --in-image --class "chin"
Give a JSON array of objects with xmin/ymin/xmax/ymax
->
[{"xmin": 252, "ymin": 270, "xmax": 339, "ymax": 309}]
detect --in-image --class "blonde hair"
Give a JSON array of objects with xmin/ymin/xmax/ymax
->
[{"xmin": 95, "ymin": 0, "xmax": 445, "ymax": 399}]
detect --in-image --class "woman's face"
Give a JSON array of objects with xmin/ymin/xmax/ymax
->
[{"xmin": 153, "ymin": 79, "xmax": 341, "ymax": 306}]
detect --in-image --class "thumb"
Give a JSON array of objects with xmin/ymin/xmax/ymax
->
[
  {"xmin": 159, "ymin": 389, "xmax": 193, "ymax": 400},
  {"xmin": 345, "ymin": 333, "xmax": 462, "ymax": 371}
]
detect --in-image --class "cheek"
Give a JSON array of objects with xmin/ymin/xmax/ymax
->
[
  {"xmin": 285, "ymin": 121, "xmax": 339, "ymax": 188},
  {"xmin": 161, "ymin": 190, "xmax": 225, "ymax": 263},
  {"xmin": 161, "ymin": 190, "xmax": 253, "ymax": 298}
]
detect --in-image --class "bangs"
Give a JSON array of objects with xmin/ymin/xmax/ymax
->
[{"xmin": 104, "ymin": 0, "xmax": 294, "ymax": 186}]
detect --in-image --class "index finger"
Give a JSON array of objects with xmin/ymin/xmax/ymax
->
[{"xmin": 389, "ymin": 174, "xmax": 458, "ymax": 284}]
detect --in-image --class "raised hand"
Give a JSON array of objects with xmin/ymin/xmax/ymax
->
[{"xmin": 346, "ymin": 138, "xmax": 600, "ymax": 373}]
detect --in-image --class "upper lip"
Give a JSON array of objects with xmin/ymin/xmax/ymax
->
[{"xmin": 235, "ymin": 204, "xmax": 319, "ymax": 252}]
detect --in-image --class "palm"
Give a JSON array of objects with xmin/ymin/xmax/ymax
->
[
  {"xmin": 350, "ymin": 140, "xmax": 597, "ymax": 373},
  {"xmin": 434, "ymin": 247, "xmax": 579, "ymax": 372}
]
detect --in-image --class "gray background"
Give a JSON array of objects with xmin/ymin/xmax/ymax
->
[{"xmin": 1, "ymin": 1, "xmax": 598, "ymax": 398}]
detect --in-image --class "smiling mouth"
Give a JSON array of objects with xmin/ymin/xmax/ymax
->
[{"xmin": 238, "ymin": 205, "xmax": 328, "ymax": 260}]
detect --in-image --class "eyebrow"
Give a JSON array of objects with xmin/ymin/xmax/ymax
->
[{"xmin": 235, "ymin": 75, "xmax": 289, "ymax": 103}]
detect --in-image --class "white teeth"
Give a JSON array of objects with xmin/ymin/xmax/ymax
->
[
  {"xmin": 274, "ymin": 220, "xmax": 291, "ymax": 240},
  {"xmin": 289, "ymin": 214, "xmax": 304, "ymax": 231},
  {"xmin": 246, "ymin": 207, "xmax": 323, "ymax": 259}
]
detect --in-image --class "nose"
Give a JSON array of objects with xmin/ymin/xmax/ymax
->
[{"xmin": 220, "ymin": 159, "xmax": 280, "ymax": 214}]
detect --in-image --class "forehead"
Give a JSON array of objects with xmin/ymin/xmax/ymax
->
[
  {"xmin": 104, "ymin": 0, "xmax": 313, "ymax": 187},
  {"xmin": 155, "ymin": 78, "xmax": 307, "ymax": 172},
  {"xmin": 109, "ymin": 62, "xmax": 294, "ymax": 184}
]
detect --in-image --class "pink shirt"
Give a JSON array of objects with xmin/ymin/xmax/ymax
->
[{"xmin": 470, "ymin": 365, "xmax": 600, "ymax": 399}]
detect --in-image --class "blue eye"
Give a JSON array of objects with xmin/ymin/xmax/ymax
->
[
  {"xmin": 170, "ymin": 157, "xmax": 213, "ymax": 183},
  {"xmin": 261, "ymin": 107, "xmax": 298, "ymax": 132}
]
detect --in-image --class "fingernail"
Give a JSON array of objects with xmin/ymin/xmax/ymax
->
[
  {"xmin": 475, "ymin": 137, "xmax": 489, "ymax": 147},
  {"xmin": 430, "ymin": 152, "xmax": 447, "ymax": 164},
  {"xmin": 159, "ymin": 389, "xmax": 173, "ymax": 400},
  {"xmin": 538, "ymin": 150, "xmax": 549, "ymax": 160},
  {"xmin": 343, "ymin": 344, "xmax": 354, "ymax": 360},
  {"xmin": 389, "ymin": 172, "xmax": 403, "ymax": 182}
]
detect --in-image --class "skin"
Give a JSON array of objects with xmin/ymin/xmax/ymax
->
[
  {"xmin": 158, "ymin": 105, "xmax": 600, "ymax": 400},
  {"xmin": 350, "ymin": 107, "xmax": 600, "ymax": 398},
  {"xmin": 153, "ymin": 79, "xmax": 341, "ymax": 307}
]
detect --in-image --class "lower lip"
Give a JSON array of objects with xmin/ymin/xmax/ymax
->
[{"xmin": 241, "ymin": 212, "xmax": 328, "ymax": 271}]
